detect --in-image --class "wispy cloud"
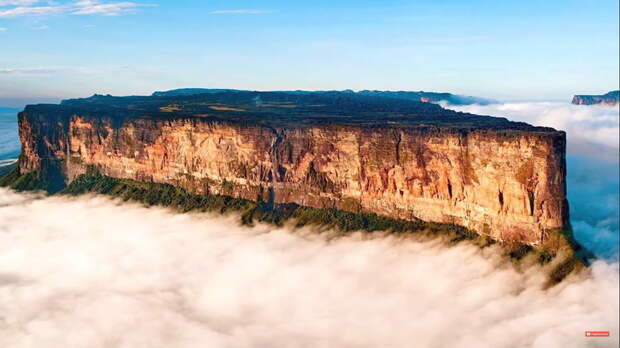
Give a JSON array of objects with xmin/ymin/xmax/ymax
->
[
  {"xmin": 210, "ymin": 9, "xmax": 272, "ymax": 15},
  {"xmin": 71, "ymin": 0, "xmax": 155, "ymax": 16},
  {"xmin": 0, "ymin": 0, "xmax": 41, "ymax": 5},
  {"xmin": 0, "ymin": 0, "xmax": 155, "ymax": 17},
  {"xmin": 0, "ymin": 27, "xmax": 7, "ymax": 31},
  {"xmin": 0, "ymin": 5, "xmax": 63, "ymax": 17},
  {"xmin": 0, "ymin": 65, "xmax": 133, "ymax": 75},
  {"xmin": 0, "ymin": 67, "xmax": 59, "ymax": 74},
  {"xmin": 406, "ymin": 36, "xmax": 494, "ymax": 44}
]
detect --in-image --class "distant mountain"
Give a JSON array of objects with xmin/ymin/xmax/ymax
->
[
  {"xmin": 153, "ymin": 88, "xmax": 243, "ymax": 97},
  {"xmin": 152, "ymin": 88, "xmax": 496, "ymax": 106},
  {"xmin": 571, "ymin": 90, "xmax": 619, "ymax": 105},
  {"xmin": 355, "ymin": 90, "xmax": 496, "ymax": 106}
]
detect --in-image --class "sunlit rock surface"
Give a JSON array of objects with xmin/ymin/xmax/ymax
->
[{"xmin": 18, "ymin": 91, "xmax": 569, "ymax": 248}]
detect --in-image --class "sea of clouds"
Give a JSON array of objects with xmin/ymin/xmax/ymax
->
[
  {"xmin": 0, "ymin": 189, "xmax": 618, "ymax": 348},
  {"xmin": 445, "ymin": 102, "xmax": 619, "ymax": 158},
  {"xmin": 0, "ymin": 101, "xmax": 618, "ymax": 347}
]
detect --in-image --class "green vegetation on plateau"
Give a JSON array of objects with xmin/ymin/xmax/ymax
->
[
  {"xmin": 0, "ymin": 160, "xmax": 66, "ymax": 193},
  {"xmin": 61, "ymin": 171, "xmax": 480, "ymax": 240},
  {"xmin": 0, "ymin": 164, "xmax": 49, "ymax": 192}
]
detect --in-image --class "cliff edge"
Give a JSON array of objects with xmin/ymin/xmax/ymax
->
[
  {"xmin": 572, "ymin": 90, "xmax": 619, "ymax": 105},
  {"xmin": 12, "ymin": 91, "xmax": 571, "ymax": 251},
  {"xmin": 152, "ymin": 88, "xmax": 497, "ymax": 105}
]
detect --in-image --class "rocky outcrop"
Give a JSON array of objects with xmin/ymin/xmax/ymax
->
[
  {"xmin": 16, "ymin": 91, "xmax": 570, "ymax": 249},
  {"xmin": 572, "ymin": 90, "xmax": 619, "ymax": 105}
]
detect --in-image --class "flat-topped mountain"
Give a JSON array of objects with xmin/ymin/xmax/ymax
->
[
  {"xmin": 10, "ymin": 90, "xmax": 572, "ymax": 254},
  {"xmin": 57, "ymin": 91, "xmax": 540, "ymax": 131},
  {"xmin": 152, "ymin": 88, "xmax": 497, "ymax": 106},
  {"xmin": 571, "ymin": 90, "xmax": 619, "ymax": 105}
]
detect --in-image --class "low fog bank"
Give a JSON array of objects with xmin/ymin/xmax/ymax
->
[
  {"xmin": 0, "ymin": 189, "xmax": 618, "ymax": 348},
  {"xmin": 445, "ymin": 102, "xmax": 619, "ymax": 260},
  {"xmin": 445, "ymin": 102, "xmax": 619, "ymax": 154}
]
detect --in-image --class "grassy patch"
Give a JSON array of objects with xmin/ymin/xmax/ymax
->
[
  {"xmin": 507, "ymin": 243, "xmax": 534, "ymax": 261},
  {"xmin": 209, "ymin": 105, "xmax": 245, "ymax": 112},
  {"xmin": 0, "ymin": 161, "xmax": 18, "ymax": 177},
  {"xmin": 0, "ymin": 166, "xmax": 50, "ymax": 192},
  {"xmin": 547, "ymin": 257, "xmax": 579, "ymax": 287},
  {"xmin": 159, "ymin": 105, "xmax": 182, "ymax": 112}
]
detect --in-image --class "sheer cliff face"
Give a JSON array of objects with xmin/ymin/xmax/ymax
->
[
  {"xmin": 18, "ymin": 105, "xmax": 569, "ymax": 249},
  {"xmin": 571, "ymin": 90, "xmax": 620, "ymax": 105}
]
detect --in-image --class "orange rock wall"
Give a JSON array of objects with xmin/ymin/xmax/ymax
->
[{"xmin": 19, "ymin": 112, "xmax": 569, "ymax": 246}]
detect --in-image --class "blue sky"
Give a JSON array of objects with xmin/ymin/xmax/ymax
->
[{"xmin": 0, "ymin": 0, "xmax": 618, "ymax": 105}]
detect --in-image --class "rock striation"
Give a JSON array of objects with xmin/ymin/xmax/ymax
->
[
  {"xmin": 16, "ymin": 91, "xmax": 570, "ymax": 249},
  {"xmin": 571, "ymin": 90, "xmax": 619, "ymax": 105}
]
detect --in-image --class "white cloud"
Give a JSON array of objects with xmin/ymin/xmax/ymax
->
[
  {"xmin": 444, "ymin": 102, "xmax": 620, "ymax": 152},
  {"xmin": 71, "ymin": 0, "xmax": 153, "ymax": 16},
  {"xmin": 0, "ymin": 5, "xmax": 63, "ymax": 17},
  {"xmin": 0, "ymin": 189, "xmax": 618, "ymax": 348},
  {"xmin": 0, "ymin": 0, "xmax": 41, "ymax": 5},
  {"xmin": 0, "ymin": 27, "xmax": 6, "ymax": 31},
  {"xmin": 210, "ymin": 9, "xmax": 272, "ymax": 15},
  {"xmin": 0, "ymin": 67, "xmax": 59, "ymax": 74},
  {"xmin": 0, "ymin": 0, "xmax": 154, "ymax": 17}
]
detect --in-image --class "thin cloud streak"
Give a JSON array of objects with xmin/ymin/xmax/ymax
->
[
  {"xmin": 71, "ymin": 0, "xmax": 156, "ymax": 16},
  {"xmin": 0, "ymin": 5, "xmax": 63, "ymax": 17},
  {"xmin": 0, "ymin": 0, "xmax": 154, "ymax": 17},
  {"xmin": 406, "ymin": 36, "xmax": 494, "ymax": 43},
  {"xmin": 210, "ymin": 9, "xmax": 272, "ymax": 15},
  {"xmin": 0, "ymin": 65, "xmax": 134, "ymax": 75},
  {"xmin": 0, "ymin": 67, "xmax": 59, "ymax": 74},
  {"xmin": 0, "ymin": 0, "xmax": 41, "ymax": 5}
]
